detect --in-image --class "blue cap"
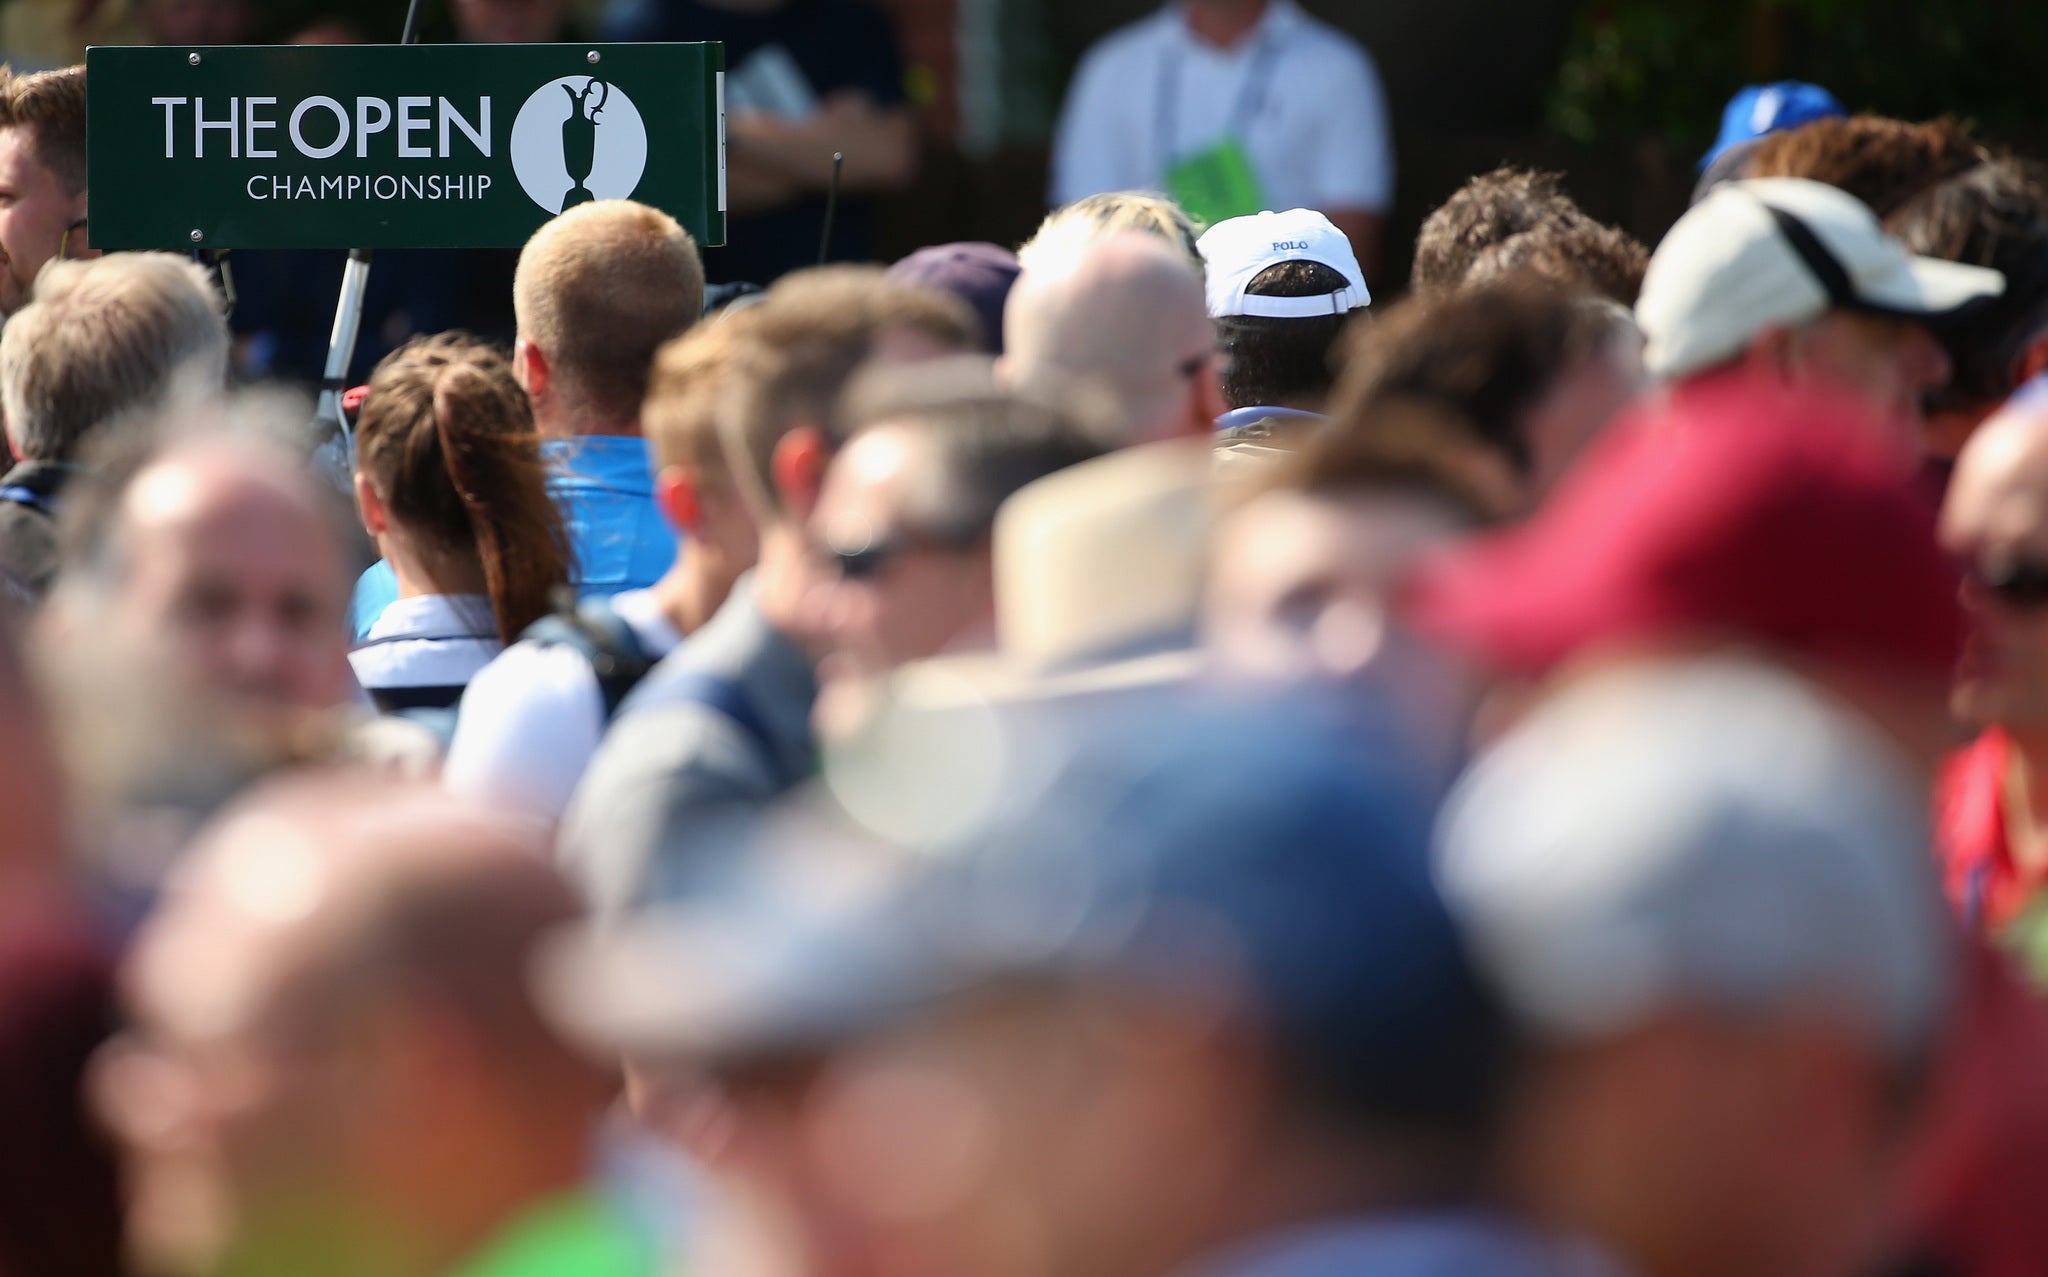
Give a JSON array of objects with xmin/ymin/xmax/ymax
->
[
  {"xmin": 1700, "ymin": 82, "xmax": 1846, "ymax": 172},
  {"xmin": 545, "ymin": 698, "xmax": 1508, "ymax": 1119}
]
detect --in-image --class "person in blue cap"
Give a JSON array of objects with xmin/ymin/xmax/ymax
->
[
  {"xmin": 1692, "ymin": 81, "xmax": 1846, "ymax": 204},
  {"xmin": 542, "ymin": 699, "xmax": 1599, "ymax": 1277}
]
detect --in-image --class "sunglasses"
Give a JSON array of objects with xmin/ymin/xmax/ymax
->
[
  {"xmin": 1970, "ymin": 554, "xmax": 2048, "ymax": 610},
  {"xmin": 820, "ymin": 527, "xmax": 981, "ymax": 581}
]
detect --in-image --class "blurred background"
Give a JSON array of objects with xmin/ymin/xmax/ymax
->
[{"xmin": 11, "ymin": 0, "xmax": 2044, "ymax": 364}]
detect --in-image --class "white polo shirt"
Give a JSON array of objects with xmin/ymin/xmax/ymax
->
[{"xmin": 1050, "ymin": 0, "xmax": 1392, "ymax": 216}]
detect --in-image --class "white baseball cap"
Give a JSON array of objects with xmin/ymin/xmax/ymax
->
[
  {"xmin": 1636, "ymin": 177, "xmax": 2004, "ymax": 380},
  {"xmin": 1197, "ymin": 208, "xmax": 1371, "ymax": 319},
  {"xmin": 1435, "ymin": 656, "xmax": 1955, "ymax": 1059}
]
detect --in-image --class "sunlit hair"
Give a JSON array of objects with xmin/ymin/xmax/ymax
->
[
  {"xmin": 1018, "ymin": 191, "xmax": 1205, "ymax": 276},
  {"xmin": 0, "ymin": 253, "xmax": 229, "ymax": 463},
  {"xmin": 0, "ymin": 64, "xmax": 85, "ymax": 193},
  {"xmin": 355, "ymin": 334, "xmax": 571, "ymax": 643}
]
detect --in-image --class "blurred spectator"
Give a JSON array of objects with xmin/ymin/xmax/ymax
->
[
  {"xmin": 1208, "ymin": 404, "xmax": 1493, "ymax": 792},
  {"xmin": 96, "ymin": 775, "xmax": 641, "ymax": 1277},
  {"xmin": 0, "ymin": 616, "xmax": 122, "ymax": 1277},
  {"xmin": 1461, "ymin": 219, "xmax": 1651, "ymax": 309},
  {"xmin": 348, "ymin": 334, "xmax": 571, "ymax": 718},
  {"xmin": 1438, "ymin": 656, "xmax": 1955, "ymax": 1277},
  {"xmin": 1410, "ymin": 379, "xmax": 2048, "ymax": 1277},
  {"xmin": 544, "ymin": 702, "xmax": 1577, "ymax": 1277},
  {"xmin": 446, "ymin": 312, "xmax": 763, "ymax": 823},
  {"xmin": 136, "ymin": 0, "xmax": 250, "ymax": 43},
  {"xmin": 884, "ymin": 242, "xmax": 1019, "ymax": 355},
  {"xmin": 1326, "ymin": 281, "xmax": 1643, "ymax": 510},
  {"xmin": 351, "ymin": 201, "xmax": 702, "ymax": 637},
  {"xmin": 1411, "ymin": 166, "xmax": 1595, "ymax": 298},
  {"xmin": 0, "ymin": 65, "xmax": 91, "ymax": 317},
  {"xmin": 1891, "ymin": 160, "xmax": 2048, "ymax": 461},
  {"xmin": 0, "ymin": 253, "xmax": 229, "ymax": 599},
  {"xmin": 1697, "ymin": 81, "xmax": 1846, "ymax": 175},
  {"xmin": 0, "ymin": 2, "xmax": 143, "ymax": 68},
  {"xmin": 559, "ymin": 267, "xmax": 975, "ymax": 913},
  {"xmin": 1002, "ymin": 232, "xmax": 1219, "ymax": 444},
  {"xmin": 809, "ymin": 356, "xmax": 1106, "ymax": 740},
  {"xmin": 456, "ymin": 0, "xmax": 575, "ymax": 42},
  {"xmin": 1635, "ymin": 177, "xmax": 2002, "ymax": 445},
  {"xmin": 1748, "ymin": 115, "xmax": 1986, "ymax": 221},
  {"xmin": 602, "ymin": 0, "xmax": 917, "ymax": 284},
  {"xmin": 1051, "ymin": 0, "xmax": 1392, "ymax": 276},
  {"xmin": 1198, "ymin": 208, "xmax": 1370, "ymax": 419},
  {"xmin": 1016, "ymin": 190, "xmax": 1204, "ymax": 275},
  {"xmin": 1938, "ymin": 390, "xmax": 2048, "ymax": 931}
]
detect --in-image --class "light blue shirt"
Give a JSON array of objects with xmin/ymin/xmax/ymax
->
[{"xmin": 350, "ymin": 436, "xmax": 678, "ymax": 640}]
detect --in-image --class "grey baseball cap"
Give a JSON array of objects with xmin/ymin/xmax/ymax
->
[{"xmin": 1435, "ymin": 656, "xmax": 1956, "ymax": 1059}]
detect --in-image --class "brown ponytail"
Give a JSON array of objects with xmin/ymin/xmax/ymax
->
[{"xmin": 356, "ymin": 333, "xmax": 571, "ymax": 643}]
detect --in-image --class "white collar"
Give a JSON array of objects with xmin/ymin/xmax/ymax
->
[{"xmin": 362, "ymin": 593, "xmax": 496, "ymax": 643}]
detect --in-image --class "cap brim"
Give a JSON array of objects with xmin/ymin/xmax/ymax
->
[
  {"xmin": 1860, "ymin": 254, "xmax": 2005, "ymax": 319},
  {"xmin": 536, "ymin": 899, "xmax": 969, "ymax": 1063}
]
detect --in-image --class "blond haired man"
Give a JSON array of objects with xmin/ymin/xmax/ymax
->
[
  {"xmin": 351, "ymin": 200, "xmax": 705, "ymax": 636},
  {"xmin": 446, "ymin": 313, "xmax": 761, "ymax": 823},
  {"xmin": 0, "ymin": 252, "xmax": 228, "ymax": 597},
  {"xmin": 0, "ymin": 65, "xmax": 94, "ymax": 317}
]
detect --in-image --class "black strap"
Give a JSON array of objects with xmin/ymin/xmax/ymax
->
[
  {"xmin": 1762, "ymin": 204, "xmax": 1860, "ymax": 308},
  {"xmin": 368, "ymin": 683, "xmax": 469, "ymax": 713},
  {"xmin": 0, "ymin": 485, "xmax": 53, "ymax": 518},
  {"xmin": 520, "ymin": 597, "xmax": 660, "ymax": 722}
]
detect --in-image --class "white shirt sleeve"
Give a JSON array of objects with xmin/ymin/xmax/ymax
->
[
  {"xmin": 443, "ymin": 640, "xmax": 610, "ymax": 825},
  {"xmin": 1051, "ymin": 38, "xmax": 1147, "ymax": 206},
  {"xmin": 1307, "ymin": 39, "xmax": 1393, "ymax": 213}
]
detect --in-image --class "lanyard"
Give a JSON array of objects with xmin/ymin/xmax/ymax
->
[{"xmin": 1155, "ymin": 29, "xmax": 1285, "ymax": 175}]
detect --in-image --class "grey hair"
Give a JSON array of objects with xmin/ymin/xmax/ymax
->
[{"xmin": 0, "ymin": 253, "xmax": 230, "ymax": 464}]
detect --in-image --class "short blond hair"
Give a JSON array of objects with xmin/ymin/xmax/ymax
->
[
  {"xmin": 644, "ymin": 308, "xmax": 758, "ymax": 477},
  {"xmin": 513, "ymin": 200, "xmax": 705, "ymax": 422},
  {"xmin": 0, "ymin": 65, "xmax": 85, "ymax": 194},
  {"xmin": 0, "ymin": 253, "xmax": 229, "ymax": 463},
  {"xmin": 1018, "ymin": 191, "xmax": 1205, "ymax": 275}
]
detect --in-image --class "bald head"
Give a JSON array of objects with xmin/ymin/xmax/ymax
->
[
  {"xmin": 1944, "ymin": 395, "xmax": 2048, "ymax": 731},
  {"xmin": 1002, "ymin": 232, "xmax": 1221, "ymax": 444},
  {"xmin": 62, "ymin": 436, "xmax": 353, "ymax": 714},
  {"xmin": 112, "ymin": 776, "xmax": 597, "ymax": 1277}
]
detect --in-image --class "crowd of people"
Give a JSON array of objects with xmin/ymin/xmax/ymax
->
[{"xmin": 6, "ymin": 24, "xmax": 2048, "ymax": 1277}]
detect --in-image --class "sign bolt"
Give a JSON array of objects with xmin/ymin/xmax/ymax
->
[
  {"xmin": 189, "ymin": 229, "xmax": 204, "ymax": 243},
  {"xmin": 586, "ymin": 50, "xmax": 601, "ymax": 64},
  {"xmin": 187, "ymin": 51, "xmax": 201, "ymax": 65}
]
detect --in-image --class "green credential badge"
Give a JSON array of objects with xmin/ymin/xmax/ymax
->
[{"xmin": 85, "ymin": 42, "xmax": 726, "ymax": 251}]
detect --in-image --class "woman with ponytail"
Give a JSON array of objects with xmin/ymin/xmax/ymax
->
[{"xmin": 347, "ymin": 333, "xmax": 571, "ymax": 715}]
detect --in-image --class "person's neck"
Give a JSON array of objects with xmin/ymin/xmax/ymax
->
[
  {"xmin": 751, "ymin": 524, "xmax": 815, "ymax": 648},
  {"xmin": 1185, "ymin": 0, "xmax": 1271, "ymax": 50},
  {"xmin": 534, "ymin": 404, "xmax": 641, "ymax": 441},
  {"xmin": 384, "ymin": 534, "xmax": 487, "ymax": 602},
  {"xmin": 650, "ymin": 547, "xmax": 739, "ymax": 639},
  {"xmin": 2004, "ymin": 732, "xmax": 2048, "ymax": 873}
]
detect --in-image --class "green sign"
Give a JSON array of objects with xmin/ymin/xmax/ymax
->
[{"xmin": 86, "ymin": 42, "xmax": 725, "ymax": 251}]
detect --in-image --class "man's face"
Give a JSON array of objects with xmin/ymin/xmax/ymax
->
[
  {"xmin": 0, "ymin": 126, "xmax": 89, "ymax": 317},
  {"xmin": 1208, "ymin": 489, "xmax": 1477, "ymax": 783},
  {"xmin": 453, "ymin": 0, "xmax": 566, "ymax": 44},
  {"xmin": 1794, "ymin": 310, "xmax": 1952, "ymax": 447},
  {"xmin": 1942, "ymin": 434, "xmax": 2048, "ymax": 729},
  {"xmin": 1525, "ymin": 329, "xmax": 1644, "ymax": 496},
  {"xmin": 808, "ymin": 425, "xmax": 995, "ymax": 734},
  {"xmin": 114, "ymin": 461, "xmax": 353, "ymax": 718}
]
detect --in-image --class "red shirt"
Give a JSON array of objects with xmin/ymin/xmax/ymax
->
[{"xmin": 1935, "ymin": 728, "xmax": 2046, "ymax": 934}]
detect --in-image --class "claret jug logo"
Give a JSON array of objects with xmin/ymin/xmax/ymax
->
[{"xmin": 510, "ymin": 75, "xmax": 649, "ymax": 214}]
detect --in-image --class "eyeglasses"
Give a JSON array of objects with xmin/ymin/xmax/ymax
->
[
  {"xmin": 819, "ymin": 525, "xmax": 981, "ymax": 581},
  {"xmin": 58, "ymin": 217, "xmax": 85, "ymax": 260},
  {"xmin": 1969, "ymin": 553, "xmax": 2048, "ymax": 610}
]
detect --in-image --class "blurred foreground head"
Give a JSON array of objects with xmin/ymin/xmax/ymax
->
[
  {"xmin": 101, "ymin": 776, "xmax": 605, "ymax": 1277},
  {"xmin": 1002, "ymin": 231, "xmax": 1221, "ymax": 445},
  {"xmin": 1636, "ymin": 178, "xmax": 2002, "ymax": 443},
  {"xmin": 1409, "ymin": 375, "xmax": 1964, "ymax": 772},
  {"xmin": 546, "ymin": 701, "xmax": 1538, "ymax": 1277},
  {"xmin": 37, "ymin": 407, "xmax": 356, "ymax": 861},
  {"xmin": 1439, "ymin": 657, "xmax": 1955, "ymax": 1277}
]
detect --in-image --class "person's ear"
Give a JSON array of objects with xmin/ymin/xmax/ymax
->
[
  {"xmin": 512, "ymin": 337, "xmax": 549, "ymax": 401},
  {"xmin": 1191, "ymin": 357, "xmax": 1227, "ymax": 436},
  {"xmin": 354, "ymin": 471, "xmax": 389, "ymax": 537},
  {"xmin": 655, "ymin": 465, "xmax": 703, "ymax": 534},
  {"xmin": 770, "ymin": 425, "xmax": 830, "ymax": 519}
]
